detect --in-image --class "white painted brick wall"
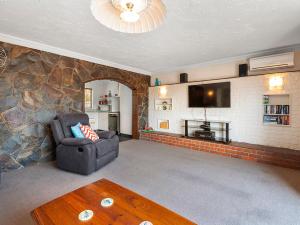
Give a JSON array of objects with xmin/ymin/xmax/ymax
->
[{"xmin": 149, "ymin": 72, "xmax": 300, "ymax": 150}]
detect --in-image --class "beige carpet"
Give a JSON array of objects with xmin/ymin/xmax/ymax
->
[{"xmin": 1, "ymin": 140, "xmax": 300, "ymax": 225}]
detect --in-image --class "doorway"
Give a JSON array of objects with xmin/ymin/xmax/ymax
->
[{"xmin": 84, "ymin": 80, "xmax": 133, "ymax": 141}]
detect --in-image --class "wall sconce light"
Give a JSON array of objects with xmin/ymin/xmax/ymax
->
[
  {"xmin": 159, "ymin": 86, "xmax": 167, "ymax": 98},
  {"xmin": 207, "ymin": 90, "xmax": 214, "ymax": 97},
  {"xmin": 269, "ymin": 76, "xmax": 284, "ymax": 90}
]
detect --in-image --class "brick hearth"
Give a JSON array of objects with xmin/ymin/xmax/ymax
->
[{"xmin": 140, "ymin": 131, "xmax": 300, "ymax": 170}]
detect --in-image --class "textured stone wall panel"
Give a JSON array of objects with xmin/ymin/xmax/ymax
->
[{"xmin": 0, "ymin": 42, "xmax": 150, "ymax": 171}]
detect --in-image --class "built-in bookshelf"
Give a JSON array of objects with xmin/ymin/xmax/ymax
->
[
  {"xmin": 263, "ymin": 94, "xmax": 290, "ymax": 126},
  {"xmin": 155, "ymin": 98, "xmax": 172, "ymax": 111}
]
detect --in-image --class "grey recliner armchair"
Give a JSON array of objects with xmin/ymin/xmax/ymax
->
[{"xmin": 50, "ymin": 113, "xmax": 119, "ymax": 175}]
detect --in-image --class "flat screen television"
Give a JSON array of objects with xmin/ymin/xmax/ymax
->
[{"xmin": 188, "ymin": 82, "xmax": 231, "ymax": 108}]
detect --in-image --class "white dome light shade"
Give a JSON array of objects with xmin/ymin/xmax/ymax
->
[
  {"xmin": 91, "ymin": 0, "xmax": 166, "ymax": 33},
  {"xmin": 120, "ymin": 11, "xmax": 140, "ymax": 23}
]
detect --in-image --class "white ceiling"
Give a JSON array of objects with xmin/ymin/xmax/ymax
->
[{"xmin": 0, "ymin": 0, "xmax": 300, "ymax": 74}]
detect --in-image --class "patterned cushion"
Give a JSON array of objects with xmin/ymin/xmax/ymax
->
[{"xmin": 80, "ymin": 125, "xmax": 99, "ymax": 142}]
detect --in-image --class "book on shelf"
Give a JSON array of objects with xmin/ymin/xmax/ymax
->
[
  {"xmin": 263, "ymin": 115, "xmax": 290, "ymax": 125},
  {"xmin": 264, "ymin": 105, "xmax": 289, "ymax": 115},
  {"xmin": 278, "ymin": 115, "xmax": 290, "ymax": 125}
]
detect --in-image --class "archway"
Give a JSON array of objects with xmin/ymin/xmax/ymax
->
[
  {"xmin": 79, "ymin": 64, "xmax": 150, "ymax": 139},
  {"xmin": 84, "ymin": 79, "xmax": 132, "ymax": 139}
]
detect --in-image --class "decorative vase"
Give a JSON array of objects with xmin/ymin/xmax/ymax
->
[{"xmin": 155, "ymin": 78, "xmax": 160, "ymax": 86}]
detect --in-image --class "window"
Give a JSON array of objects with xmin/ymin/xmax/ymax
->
[{"xmin": 85, "ymin": 88, "xmax": 93, "ymax": 109}]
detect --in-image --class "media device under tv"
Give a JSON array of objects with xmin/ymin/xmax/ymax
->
[
  {"xmin": 188, "ymin": 82, "xmax": 231, "ymax": 108},
  {"xmin": 196, "ymin": 121, "xmax": 215, "ymax": 140},
  {"xmin": 194, "ymin": 129, "xmax": 216, "ymax": 140}
]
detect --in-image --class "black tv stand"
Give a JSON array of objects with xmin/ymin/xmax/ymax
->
[{"xmin": 184, "ymin": 119, "xmax": 231, "ymax": 144}]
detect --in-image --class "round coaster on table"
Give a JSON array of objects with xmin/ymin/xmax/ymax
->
[
  {"xmin": 139, "ymin": 221, "xmax": 153, "ymax": 225},
  {"xmin": 100, "ymin": 198, "xmax": 114, "ymax": 207},
  {"xmin": 78, "ymin": 210, "xmax": 93, "ymax": 221}
]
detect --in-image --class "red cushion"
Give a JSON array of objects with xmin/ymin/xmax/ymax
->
[{"xmin": 80, "ymin": 125, "xmax": 99, "ymax": 142}]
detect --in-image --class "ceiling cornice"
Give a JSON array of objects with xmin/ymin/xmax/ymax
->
[
  {"xmin": 154, "ymin": 43, "xmax": 300, "ymax": 74},
  {"xmin": 0, "ymin": 33, "xmax": 152, "ymax": 75}
]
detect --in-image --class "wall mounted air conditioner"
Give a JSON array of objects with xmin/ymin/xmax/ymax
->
[{"xmin": 249, "ymin": 52, "xmax": 295, "ymax": 71}]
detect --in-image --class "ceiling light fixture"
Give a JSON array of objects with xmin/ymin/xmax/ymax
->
[
  {"xmin": 113, "ymin": 0, "xmax": 147, "ymax": 23},
  {"xmin": 91, "ymin": 0, "xmax": 166, "ymax": 33}
]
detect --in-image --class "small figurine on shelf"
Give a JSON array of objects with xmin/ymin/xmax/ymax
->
[
  {"xmin": 263, "ymin": 95, "xmax": 269, "ymax": 104},
  {"xmin": 108, "ymin": 90, "xmax": 112, "ymax": 97},
  {"xmin": 162, "ymin": 101, "xmax": 168, "ymax": 110}
]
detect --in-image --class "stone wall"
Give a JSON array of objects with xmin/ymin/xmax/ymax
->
[{"xmin": 0, "ymin": 42, "xmax": 150, "ymax": 171}]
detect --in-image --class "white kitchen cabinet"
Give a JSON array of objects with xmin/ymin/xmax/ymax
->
[
  {"xmin": 98, "ymin": 112, "xmax": 109, "ymax": 131},
  {"xmin": 86, "ymin": 112, "xmax": 99, "ymax": 130}
]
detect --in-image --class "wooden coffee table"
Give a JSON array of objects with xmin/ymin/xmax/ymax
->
[{"xmin": 32, "ymin": 179, "xmax": 197, "ymax": 225}]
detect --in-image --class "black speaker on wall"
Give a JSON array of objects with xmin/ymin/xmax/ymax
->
[
  {"xmin": 180, "ymin": 73, "xmax": 188, "ymax": 83},
  {"xmin": 239, "ymin": 64, "xmax": 248, "ymax": 77}
]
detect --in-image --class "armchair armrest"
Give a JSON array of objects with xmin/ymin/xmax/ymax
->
[
  {"xmin": 96, "ymin": 131, "xmax": 116, "ymax": 139},
  {"xmin": 61, "ymin": 138, "xmax": 93, "ymax": 146},
  {"xmin": 56, "ymin": 139, "xmax": 96, "ymax": 175}
]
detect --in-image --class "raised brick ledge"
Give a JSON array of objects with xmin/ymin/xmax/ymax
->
[{"xmin": 140, "ymin": 131, "xmax": 300, "ymax": 170}]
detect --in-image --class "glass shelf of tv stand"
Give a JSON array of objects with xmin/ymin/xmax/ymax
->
[{"xmin": 181, "ymin": 125, "xmax": 230, "ymax": 132}]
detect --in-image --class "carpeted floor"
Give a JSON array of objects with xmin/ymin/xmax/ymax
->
[{"xmin": 1, "ymin": 140, "xmax": 300, "ymax": 225}]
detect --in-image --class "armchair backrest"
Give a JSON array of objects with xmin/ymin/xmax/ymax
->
[
  {"xmin": 51, "ymin": 113, "xmax": 90, "ymax": 145},
  {"xmin": 57, "ymin": 113, "xmax": 90, "ymax": 138}
]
